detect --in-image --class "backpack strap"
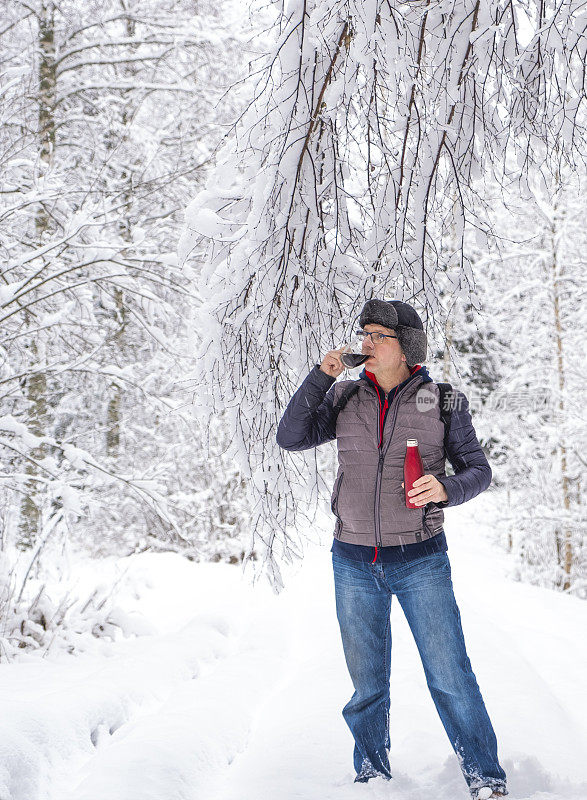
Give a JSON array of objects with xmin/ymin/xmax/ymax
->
[
  {"xmin": 436, "ymin": 382, "xmax": 454, "ymax": 450},
  {"xmin": 332, "ymin": 383, "xmax": 361, "ymax": 422}
]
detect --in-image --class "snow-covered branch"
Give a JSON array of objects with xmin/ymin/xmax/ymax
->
[{"xmin": 182, "ymin": 0, "xmax": 587, "ymax": 582}]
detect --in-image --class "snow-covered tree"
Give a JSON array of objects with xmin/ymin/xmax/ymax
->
[
  {"xmin": 0, "ymin": 0, "xmax": 250, "ymax": 651},
  {"xmin": 480, "ymin": 174, "xmax": 587, "ymax": 596},
  {"xmin": 438, "ymin": 161, "xmax": 586, "ymax": 596},
  {"xmin": 181, "ymin": 0, "xmax": 587, "ymax": 584}
]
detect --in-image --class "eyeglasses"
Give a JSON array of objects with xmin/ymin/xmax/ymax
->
[{"xmin": 355, "ymin": 329, "xmax": 398, "ymax": 345}]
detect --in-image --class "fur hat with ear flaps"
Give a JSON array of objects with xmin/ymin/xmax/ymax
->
[{"xmin": 358, "ymin": 299, "xmax": 427, "ymax": 366}]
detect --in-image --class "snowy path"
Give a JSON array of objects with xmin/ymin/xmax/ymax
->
[
  {"xmin": 1, "ymin": 500, "xmax": 587, "ymax": 800},
  {"xmin": 204, "ymin": 516, "xmax": 587, "ymax": 800}
]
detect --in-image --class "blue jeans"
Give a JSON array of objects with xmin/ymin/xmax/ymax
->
[{"xmin": 332, "ymin": 550, "xmax": 507, "ymax": 796}]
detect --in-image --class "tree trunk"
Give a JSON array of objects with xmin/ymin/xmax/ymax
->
[
  {"xmin": 17, "ymin": 347, "xmax": 48, "ymax": 551},
  {"xmin": 36, "ymin": 0, "xmax": 56, "ymax": 235},
  {"xmin": 106, "ymin": 288, "xmax": 128, "ymax": 455},
  {"xmin": 17, "ymin": 2, "xmax": 56, "ymax": 550},
  {"xmin": 442, "ymin": 312, "xmax": 453, "ymax": 383},
  {"xmin": 550, "ymin": 198, "xmax": 573, "ymax": 591},
  {"xmin": 105, "ymin": 8, "xmax": 135, "ymax": 458}
]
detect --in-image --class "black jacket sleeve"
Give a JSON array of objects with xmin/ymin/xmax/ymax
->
[
  {"xmin": 435, "ymin": 390, "xmax": 492, "ymax": 507},
  {"xmin": 276, "ymin": 365, "xmax": 338, "ymax": 451}
]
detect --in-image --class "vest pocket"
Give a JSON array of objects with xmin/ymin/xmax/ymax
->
[
  {"xmin": 421, "ymin": 507, "xmax": 428, "ymax": 536},
  {"xmin": 422, "ymin": 507, "xmax": 436, "ymax": 538},
  {"xmin": 331, "ymin": 471, "xmax": 344, "ymax": 517}
]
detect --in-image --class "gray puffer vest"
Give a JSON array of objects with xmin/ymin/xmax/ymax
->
[{"xmin": 331, "ymin": 374, "xmax": 445, "ymax": 547}]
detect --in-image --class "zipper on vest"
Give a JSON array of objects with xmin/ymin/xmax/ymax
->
[
  {"xmin": 373, "ymin": 376, "xmax": 421, "ymax": 550},
  {"xmin": 332, "ymin": 471, "xmax": 344, "ymax": 518},
  {"xmin": 373, "ymin": 386, "xmax": 387, "ymax": 551},
  {"xmin": 422, "ymin": 507, "xmax": 434, "ymax": 539},
  {"xmin": 374, "ymin": 450, "xmax": 385, "ymax": 549},
  {"xmin": 378, "ymin": 392, "xmax": 389, "ymax": 447}
]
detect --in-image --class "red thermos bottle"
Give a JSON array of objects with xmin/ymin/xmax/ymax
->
[{"xmin": 404, "ymin": 438, "xmax": 424, "ymax": 509}]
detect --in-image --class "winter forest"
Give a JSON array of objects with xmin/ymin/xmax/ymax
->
[{"xmin": 1, "ymin": 1, "xmax": 587, "ymax": 799}]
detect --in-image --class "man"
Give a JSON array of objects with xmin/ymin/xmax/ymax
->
[{"xmin": 276, "ymin": 299, "xmax": 507, "ymax": 800}]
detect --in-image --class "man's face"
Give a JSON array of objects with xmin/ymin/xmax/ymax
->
[{"xmin": 361, "ymin": 323, "xmax": 407, "ymax": 373}]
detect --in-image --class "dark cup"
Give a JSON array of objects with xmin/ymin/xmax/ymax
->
[{"xmin": 341, "ymin": 352, "xmax": 369, "ymax": 369}]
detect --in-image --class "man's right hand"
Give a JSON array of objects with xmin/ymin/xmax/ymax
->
[{"xmin": 320, "ymin": 347, "xmax": 346, "ymax": 378}]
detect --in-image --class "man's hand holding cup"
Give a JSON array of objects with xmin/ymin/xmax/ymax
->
[{"xmin": 320, "ymin": 347, "xmax": 346, "ymax": 378}]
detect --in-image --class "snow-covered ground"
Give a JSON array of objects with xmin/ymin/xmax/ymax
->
[{"xmin": 1, "ymin": 497, "xmax": 587, "ymax": 800}]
